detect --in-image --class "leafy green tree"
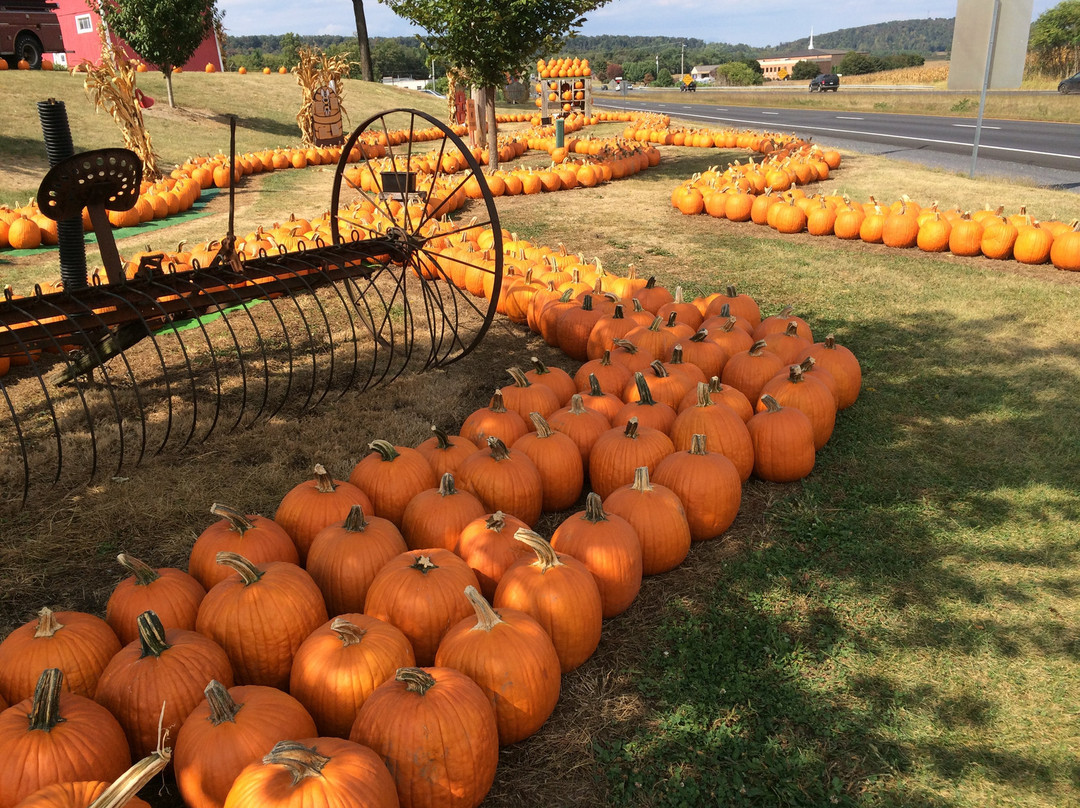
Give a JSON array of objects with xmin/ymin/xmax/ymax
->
[
  {"xmin": 380, "ymin": 0, "xmax": 611, "ymax": 170},
  {"xmin": 91, "ymin": 0, "xmax": 219, "ymax": 107},
  {"xmin": 652, "ymin": 68, "xmax": 674, "ymax": 87},
  {"xmin": 279, "ymin": 32, "xmax": 302, "ymax": 66},
  {"xmin": 836, "ymin": 51, "xmax": 879, "ymax": 76},
  {"xmin": 715, "ymin": 61, "xmax": 763, "ymax": 86},
  {"xmin": 790, "ymin": 60, "xmax": 821, "ymax": 80},
  {"xmin": 1030, "ymin": 0, "xmax": 1080, "ymax": 75}
]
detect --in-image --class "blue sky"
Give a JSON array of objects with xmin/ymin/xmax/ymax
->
[{"xmin": 218, "ymin": 0, "xmax": 1061, "ymax": 47}]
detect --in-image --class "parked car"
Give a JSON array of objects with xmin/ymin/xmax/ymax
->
[
  {"xmin": 680, "ymin": 80, "xmax": 697, "ymax": 92},
  {"xmin": 1058, "ymin": 72, "xmax": 1080, "ymax": 94},
  {"xmin": 809, "ymin": 73, "xmax": 839, "ymax": 92}
]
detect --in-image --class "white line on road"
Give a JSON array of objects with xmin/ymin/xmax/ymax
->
[
  {"xmin": 836, "ymin": 116, "xmax": 864, "ymax": 120},
  {"xmin": 605, "ymin": 106, "xmax": 1080, "ymax": 163},
  {"xmin": 953, "ymin": 124, "xmax": 1002, "ymax": 129}
]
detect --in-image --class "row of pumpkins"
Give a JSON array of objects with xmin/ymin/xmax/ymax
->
[
  {"xmin": 0, "ymin": 108, "xmax": 812, "ymax": 252},
  {"xmin": 0, "ymin": 239, "xmax": 861, "ymax": 807},
  {"xmin": 672, "ymin": 169, "xmax": 1080, "ymax": 270}
]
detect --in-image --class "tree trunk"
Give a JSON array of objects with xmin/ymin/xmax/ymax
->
[
  {"xmin": 352, "ymin": 0, "xmax": 374, "ymax": 81},
  {"xmin": 164, "ymin": 67, "xmax": 176, "ymax": 108},
  {"xmin": 485, "ymin": 85, "xmax": 499, "ymax": 173}
]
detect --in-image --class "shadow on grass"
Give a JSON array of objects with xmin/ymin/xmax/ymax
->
[{"xmin": 579, "ymin": 307, "xmax": 1080, "ymax": 807}]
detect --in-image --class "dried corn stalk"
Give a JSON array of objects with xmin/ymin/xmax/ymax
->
[
  {"xmin": 78, "ymin": 21, "xmax": 160, "ymax": 180},
  {"xmin": 294, "ymin": 46, "xmax": 356, "ymax": 146}
]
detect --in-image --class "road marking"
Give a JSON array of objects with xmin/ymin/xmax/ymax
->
[
  {"xmin": 953, "ymin": 123, "xmax": 1001, "ymax": 129},
  {"xmin": 609, "ymin": 106, "xmax": 1080, "ymax": 163},
  {"xmin": 836, "ymin": 116, "xmax": 864, "ymax": 120}
]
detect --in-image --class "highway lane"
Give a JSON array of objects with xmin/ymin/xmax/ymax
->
[{"xmin": 594, "ymin": 96, "xmax": 1080, "ymax": 189}]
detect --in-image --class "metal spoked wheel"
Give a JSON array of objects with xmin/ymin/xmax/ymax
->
[{"xmin": 329, "ymin": 108, "xmax": 503, "ymax": 372}]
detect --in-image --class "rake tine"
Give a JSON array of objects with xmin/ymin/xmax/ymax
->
[
  {"xmin": 87, "ymin": 282, "xmax": 178, "ymax": 463},
  {"xmin": 176, "ymin": 261, "xmax": 257, "ymax": 434},
  {"xmin": 0, "ymin": 378, "xmax": 31, "ymax": 506},
  {"xmin": 51, "ymin": 285, "xmax": 148, "ymax": 478},
  {"xmin": 265, "ymin": 250, "xmax": 329, "ymax": 414},
  {"xmin": 1, "ymin": 293, "xmax": 93, "ymax": 486},
  {"xmin": 236, "ymin": 260, "xmax": 299, "ymax": 423}
]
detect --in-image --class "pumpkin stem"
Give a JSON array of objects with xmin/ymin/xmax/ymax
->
[
  {"xmin": 624, "ymin": 417, "xmax": 640, "ymax": 439},
  {"xmin": 410, "ymin": 554, "xmax": 439, "ymax": 574},
  {"xmin": 784, "ymin": 321, "xmax": 800, "ymax": 337},
  {"xmin": 86, "ymin": 745, "xmax": 172, "ymax": 808},
  {"xmin": 529, "ymin": 356, "xmax": 553, "ymax": 376},
  {"xmin": 343, "ymin": 504, "xmax": 368, "ymax": 532},
  {"xmin": 588, "ymin": 373, "xmax": 606, "ymax": 398},
  {"xmin": 262, "ymin": 741, "xmax": 332, "ymax": 786},
  {"xmin": 690, "ymin": 434, "xmax": 709, "ymax": 456},
  {"xmin": 204, "ymin": 679, "xmax": 242, "ymax": 725},
  {"xmin": 513, "ymin": 528, "xmax": 564, "ymax": 571},
  {"xmin": 673, "ymin": 286, "xmax": 685, "ymax": 304},
  {"xmin": 485, "ymin": 511, "xmax": 508, "ymax": 532},
  {"xmin": 117, "ymin": 554, "xmax": 160, "ymax": 587},
  {"xmin": 824, "ymin": 334, "xmax": 836, "ymax": 349},
  {"xmin": 760, "ymin": 394, "xmax": 783, "ymax": 413},
  {"xmin": 689, "ymin": 329, "xmax": 709, "ymax": 344},
  {"xmin": 330, "ymin": 616, "xmax": 367, "ymax": 647},
  {"xmin": 633, "ymin": 372, "xmax": 658, "ymax": 406},
  {"xmin": 486, "ymin": 435, "xmax": 512, "ymax": 461},
  {"xmin": 396, "ymin": 667, "xmax": 436, "ymax": 695},
  {"xmin": 647, "ymin": 316, "xmax": 663, "ymax": 333},
  {"xmin": 631, "ymin": 465, "xmax": 654, "ymax": 493},
  {"xmin": 529, "ymin": 412, "xmax": 554, "ymax": 437},
  {"xmin": 787, "ymin": 364, "xmax": 804, "ymax": 383},
  {"xmin": 488, "ymin": 389, "xmax": 509, "ymax": 413},
  {"xmin": 429, "ymin": 425, "xmax": 456, "ymax": 451},
  {"xmin": 27, "ymin": 668, "xmax": 64, "ymax": 731},
  {"xmin": 695, "ymin": 381, "xmax": 716, "ymax": 408},
  {"xmin": 506, "ymin": 367, "xmax": 531, "ymax": 388},
  {"xmin": 799, "ymin": 356, "xmax": 817, "ymax": 374},
  {"xmin": 567, "ymin": 393, "xmax": 588, "ymax": 415},
  {"xmin": 209, "ymin": 503, "xmax": 255, "ymax": 534},
  {"xmin": 748, "ymin": 339, "xmax": 768, "ymax": 356},
  {"xmin": 214, "ymin": 551, "xmax": 264, "ymax": 585},
  {"xmin": 648, "ymin": 360, "xmax": 670, "ymax": 378},
  {"xmin": 612, "ymin": 338, "xmax": 639, "ymax": 355},
  {"xmin": 368, "ymin": 439, "xmax": 401, "ymax": 462},
  {"xmin": 137, "ymin": 611, "xmax": 172, "ymax": 658},
  {"xmin": 313, "ymin": 464, "xmax": 337, "ymax": 494},
  {"xmin": 437, "ymin": 473, "xmax": 459, "ymax": 498},
  {"xmin": 33, "ymin": 606, "xmax": 64, "ymax": 638},
  {"xmin": 464, "ymin": 584, "xmax": 503, "ymax": 632},
  {"xmin": 610, "ymin": 304, "xmax": 625, "ymax": 320},
  {"xmin": 582, "ymin": 491, "xmax": 609, "ymax": 524},
  {"xmin": 669, "ymin": 345, "xmax": 686, "ymax": 365},
  {"xmin": 632, "ymin": 298, "xmax": 647, "ymax": 314}
]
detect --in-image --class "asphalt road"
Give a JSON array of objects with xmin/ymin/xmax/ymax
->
[{"xmin": 594, "ymin": 96, "xmax": 1080, "ymax": 192}]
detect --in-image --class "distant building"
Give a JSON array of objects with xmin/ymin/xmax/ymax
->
[
  {"xmin": 758, "ymin": 48, "xmax": 848, "ymax": 80},
  {"xmin": 51, "ymin": 0, "xmax": 223, "ymax": 71},
  {"xmin": 381, "ymin": 77, "xmax": 427, "ymax": 91},
  {"xmin": 689, "ymin": 65, "xmax": 720, "ymax": 83}
]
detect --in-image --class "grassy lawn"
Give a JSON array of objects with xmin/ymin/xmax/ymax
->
[{"xmin": 1, "ymin": 70, "xmax": 1079, "ymax": 808}]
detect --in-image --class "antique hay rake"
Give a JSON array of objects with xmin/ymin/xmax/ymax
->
[{"xmin": 0, "ymin": 107, "xmax": 504, "ymax": 506}]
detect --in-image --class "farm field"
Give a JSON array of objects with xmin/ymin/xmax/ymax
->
[{"xmin": 1, "ymin": 70, "xmax": 1079, "ymax": 808}]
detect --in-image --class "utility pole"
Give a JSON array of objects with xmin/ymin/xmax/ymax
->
[
  {"xmin": 655, "ymin": 54, "xmax": 659, "ymax": 79},
  {"xmin": 681, "ymin": 42, "xmax": 685, "ymax": 75}
]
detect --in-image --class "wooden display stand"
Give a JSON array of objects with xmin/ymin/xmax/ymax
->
[{"xmin": 536, "ymin": 76, "xmax": 592, "ymax": 118}]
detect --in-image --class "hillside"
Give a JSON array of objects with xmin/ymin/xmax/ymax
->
[{"xmin": 762, "ymin": 17, "xmax": 955, "ymax": 56}]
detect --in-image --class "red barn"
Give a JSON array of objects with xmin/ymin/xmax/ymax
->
[{"xmin": 50, "ymin": 0, "xmax": 223, "ymax": 71}]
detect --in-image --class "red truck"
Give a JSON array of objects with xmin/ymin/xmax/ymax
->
[{"xmin": 0, "ymin": 0, "xmax": 65, "ymax": 69}]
